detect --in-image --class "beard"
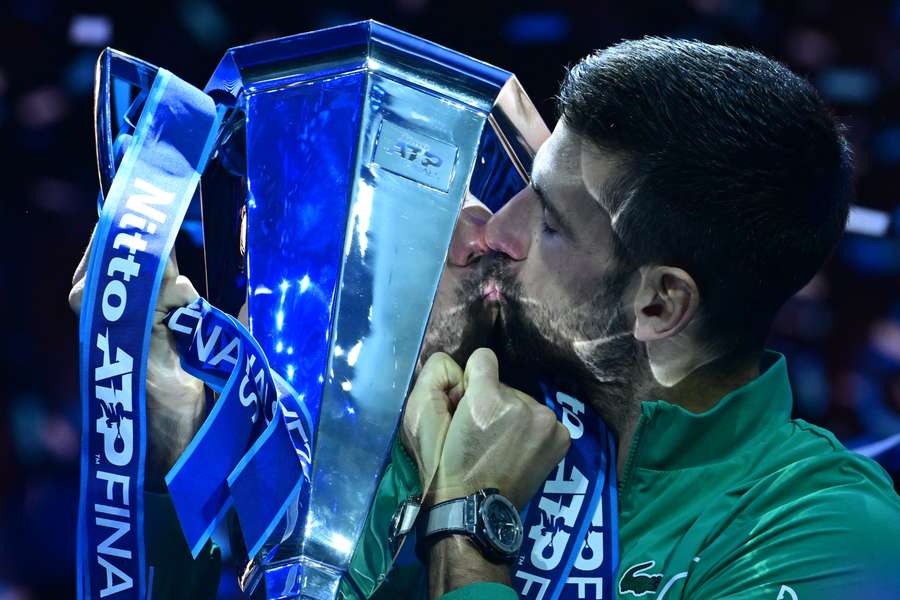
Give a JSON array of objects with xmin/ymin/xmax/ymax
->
[
  {"xmin": 487, "ymin": 257, "xmax": 651, "ymax": 436},
  {"xmin": 419, "ymin": 262, "xmax": 501, "ymax": 369},
  {"xmin": 418, "ymin": 254, "xmax": 653, "ymax": 437}
]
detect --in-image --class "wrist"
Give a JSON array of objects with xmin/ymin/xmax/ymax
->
[
  {"xmin": 428, "ymin": 484, "xmax": 472, "ymax": 507},
  {"xmin": 428, "ymin": 472, "xmax": 481, "ymax": 506},
  {"xmin": 427, "ymin": 535, "xmax": 511, "ymax": 598}
]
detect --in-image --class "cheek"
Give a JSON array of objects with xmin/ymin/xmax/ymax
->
[{"xmin": 525, "ymin": 238, "xmax": 607, "ymax": 305}]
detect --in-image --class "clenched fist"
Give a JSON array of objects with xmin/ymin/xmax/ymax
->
[
  {"xmin": 68, "ymin": 227, "xmax": 205, "ymax": 489},
  {"xmin": 432, "ymin": 348, "xmax": 571, "ymax": 510},
  {"xmin": 401, "ymin": 352, "xmax": 466, "ymax": 498}
]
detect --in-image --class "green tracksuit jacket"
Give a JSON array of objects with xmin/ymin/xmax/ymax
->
[{"xmin": 147, "ymin": 351, "xmax": 900, "ymax": 599}]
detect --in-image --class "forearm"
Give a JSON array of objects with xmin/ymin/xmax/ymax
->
[{"xmin": 427, "ymin": 536, "xmax": 511, "ymax": 599}]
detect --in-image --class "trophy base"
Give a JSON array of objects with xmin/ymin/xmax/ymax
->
[{"xmin": 243, "ymin": 556, "xmax": 346, "ymax": 600}]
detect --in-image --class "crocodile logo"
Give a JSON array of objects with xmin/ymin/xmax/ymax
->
[{"xmin": 619, "ymin": 561, "xmax": 664, "ymax": 596}]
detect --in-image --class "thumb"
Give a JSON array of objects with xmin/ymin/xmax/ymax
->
[{"xmin": 463, "ymin": 347, "xmax": 500, "ymax": 394}]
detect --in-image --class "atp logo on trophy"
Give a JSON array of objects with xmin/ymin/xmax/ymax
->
[{"xmin": 373, "ymin": 119, "xmax": 458, "ymax": 191}]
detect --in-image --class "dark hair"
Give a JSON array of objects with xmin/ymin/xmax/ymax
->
[{"xmin": 557, "ymin": 37, "xmax": 853, "ymax": 354}]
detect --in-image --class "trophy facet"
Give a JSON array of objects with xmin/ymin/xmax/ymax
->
[{"xmin": 199, "ymin": 20, "xmax": 548, "ymax": 599}]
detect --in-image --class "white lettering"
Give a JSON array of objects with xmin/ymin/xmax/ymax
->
[
  {"xmin": 208, "ymin": 335, "xmax": 240, "ymax": 367},
  {"xmin": 107, "ymin": 255, "xmax": 141, "ymax": 282},
  {"xmin": 544, "ymin": 459, "xmax": 588, "ymax": 496},
  {"xmin": 96, "ymin": 470, "xmax": 130, "ymax": 505},
  {"xmin": 528, "ymin": 520, "xmax": 569, "ymax": 570},
  {"xmin": 96, "ymin": 412, "xmax": 133, "ymax": 467},
  {"xmin": 97, "ymin": 555, "xmax": 134, "ymax": 597},
  {"xmin": 556, "ymin": 392, "xmax": 585, "ymax": 440},
  {"xmin": 95, "ymin": 330, "xmax": 134, "ymax": 386},
  {"xmin": 96, "ymin": 517, "xmax": 132, "ymax": 559},
  {"xmin": 101, "ymin": 279, "xmax": 127, "ymax": 322},
  {"xmin": 112, "ymin": 231, "xmax": 147, "ymax": 254},
  {"xmin": 168, "ymin": 305, "xmax": 201, "ymax": 335},
  {"xmin": 118, "ymin": 212, "xmax": 156, "ymax": 234},
  {"xmin": 576, "ymin": 531, "xmax": 604, "ymax": 571},
  {"xmin": 125, "ymin": 177, "xmax": 174, "ymax": 224},
  {"xmin": 196, "ymin": 324, "xmax": 223, "ymax": 362},
  {"xmin": 239, "ymin": 354, "xmax": 261, "ymax": 423},
  {"xmin": 95, "ymin": 374, "xmax": 132, "ymax": 414},
  {"xmin": 515, "ymin": 570, "xmax": 550, "ymax": 600},
  {"xmin": 528, "ymin": 490, "xmax": 585, "ymax": 571},
  {"xmin": 94, "ymin": 328, "xmax": 135, "ymax": 467},
  {"xmin": 568, "ymin": 577, "xmax": 604, "ymax": 599},
  {"xmin": 95, "ymin": 503, "xmax": 130, "ymax": 518},
  {"xmin": 576, "ymin": 499, "xmax": 605, "ymax": 571}
]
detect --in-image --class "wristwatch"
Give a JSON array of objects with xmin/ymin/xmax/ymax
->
[{"xmin": 416, "ymin": 488, "xmax": 523, "ymax": 563}]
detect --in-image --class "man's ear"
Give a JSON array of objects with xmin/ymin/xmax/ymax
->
[{"xmin": 633, "ymin": 266, "xmax": 700, "ymax": 342}]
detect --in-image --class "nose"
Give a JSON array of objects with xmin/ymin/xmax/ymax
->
[
  {"xmin": 448, "ymin": 203, "xmax": 491, "ymax": 267},
  {"xmin": 484, "ymin": 186, "xmax": 534, "ymax": 261}
]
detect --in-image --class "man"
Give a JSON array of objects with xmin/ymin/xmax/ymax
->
[
  {"xmin": 405, "ymin": 38, "xmax": 900, "ymax": 599},
  {"xmin": 72, "ymin": 37, "xmax": 900, "ymax": 599}
]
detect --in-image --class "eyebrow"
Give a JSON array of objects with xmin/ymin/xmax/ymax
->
[{"xmin": 531, "ymin": 178, "xmax": 573, "ymax": 235}]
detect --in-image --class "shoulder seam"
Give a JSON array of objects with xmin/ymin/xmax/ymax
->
[{"xmin": 790, "ymin": 419, "xmax": 843, "ymax": 453}]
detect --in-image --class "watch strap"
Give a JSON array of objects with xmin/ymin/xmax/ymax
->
[
  {"xmin": 388, "ymin": 494, "xmax": 422, "ymax": 548},
  {"xmin": 424, "ymin": 497, "xmax": 469, "ymax": 537},
  {"xmin": 415, "ymin": 496, "xmax": 472, "ymax": 564}
]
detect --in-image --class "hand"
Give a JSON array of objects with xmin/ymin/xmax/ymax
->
[
  {"xmin": 401, "ymin": 352, "xmax": 465, "ymax": 497},
  {"xmin": 68, "ymin": 227, "xmax": 206, "ymax": 490},
  {"xmin": 424, "ymin": 348, "xmax": 570, "ymax": 598},
  {"xmin": 432, "ymin": 348, "xmax": 571, "ymax": 510}
]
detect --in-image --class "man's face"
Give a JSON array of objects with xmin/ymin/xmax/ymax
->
[
  {"xmin": 482, "ymin": 120, "xmax": 640, "ymax": 392},
  {"xmin": 420, "ymin": 120, "xmax": 641, "ymax": 402}
]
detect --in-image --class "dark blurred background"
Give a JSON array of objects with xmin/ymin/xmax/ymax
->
[{"xmin": 3, "ymin": 0, "xmax": 900, "ymax": 598}]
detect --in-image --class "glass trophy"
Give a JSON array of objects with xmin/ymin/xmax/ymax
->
[{"xmin": 95, "ymin": 19, "xmax": 548, "ymax": 599}]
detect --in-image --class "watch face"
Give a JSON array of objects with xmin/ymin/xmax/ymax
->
[{"xmin": 480, "ymin": 494, "xmax": 523, "ymax": 556}]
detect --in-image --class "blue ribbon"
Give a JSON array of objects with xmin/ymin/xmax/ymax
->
[
  {"xmin": 80, "ymin": 52, "xmax": 321, "ymax": 598},
  {"xmin": 513, "ymin": 382, "xmax": 620, "ymax": 600},
  {"xmin": 163, "ymin": 298, "xmax": 312, "ymax": 559},
  {"xmin": 77, "ymin": 68, "xmax": 220, "ymax": 599}
]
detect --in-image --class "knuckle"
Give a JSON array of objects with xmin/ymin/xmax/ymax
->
[
  {"xmin": 532, "ymin": 404, "xmax": 558, "ymax": 428},
  {"xmin": 506, "ymin": 397, "xmax": 527, "ymax": 418},
  {"xmin": 424, "ymin": 351, "xmax": 454, "ymax": 373},
  {"xmin": 173, "ymin": 274, "xmax": 195, "ymax": 291},
  {"xmin": 171, "ymin": 276, "xmax": 198, "ymax": 302},
  {"xmin": 556, "ymin": 422, "xmax": 572, "ymax": 449},
  {"xmin": 68, "ymin": 282, "xmax": 84, "ymax": 314},
  {"xmin": 426, "ymin": 351, "xmax": 451, "ymax": 365}
]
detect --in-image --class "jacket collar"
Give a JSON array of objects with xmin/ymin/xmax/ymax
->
[{"xmin": 632, "ymin": 350, "xmax": 793, "ymax": 471}]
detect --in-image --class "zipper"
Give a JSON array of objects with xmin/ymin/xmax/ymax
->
[{"xmin": 618, "ymin": 412, "xmax": 648, "ymax": 498}]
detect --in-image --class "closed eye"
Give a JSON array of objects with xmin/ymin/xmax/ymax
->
[
  {"xmin": 532, "ymin": 181, "xmax": 570, "ymax": 238},
  {"xmin": 542, "ymin": 207, "xmax": 559, "ymax": 236}
]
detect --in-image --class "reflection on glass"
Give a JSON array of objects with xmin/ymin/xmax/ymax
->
[{"xmin": 199, "ymin": 20, "xmax": 549, "ymax": 599}]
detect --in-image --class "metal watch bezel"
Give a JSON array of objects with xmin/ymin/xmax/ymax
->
[{"xmin": 473, "ymin": 489, "xmax": 523, "ymax": 561}]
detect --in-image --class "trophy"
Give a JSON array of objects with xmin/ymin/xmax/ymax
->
[{"xmin": 86, "ymin": 20, "xmax": 548, "ymax": 599}]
